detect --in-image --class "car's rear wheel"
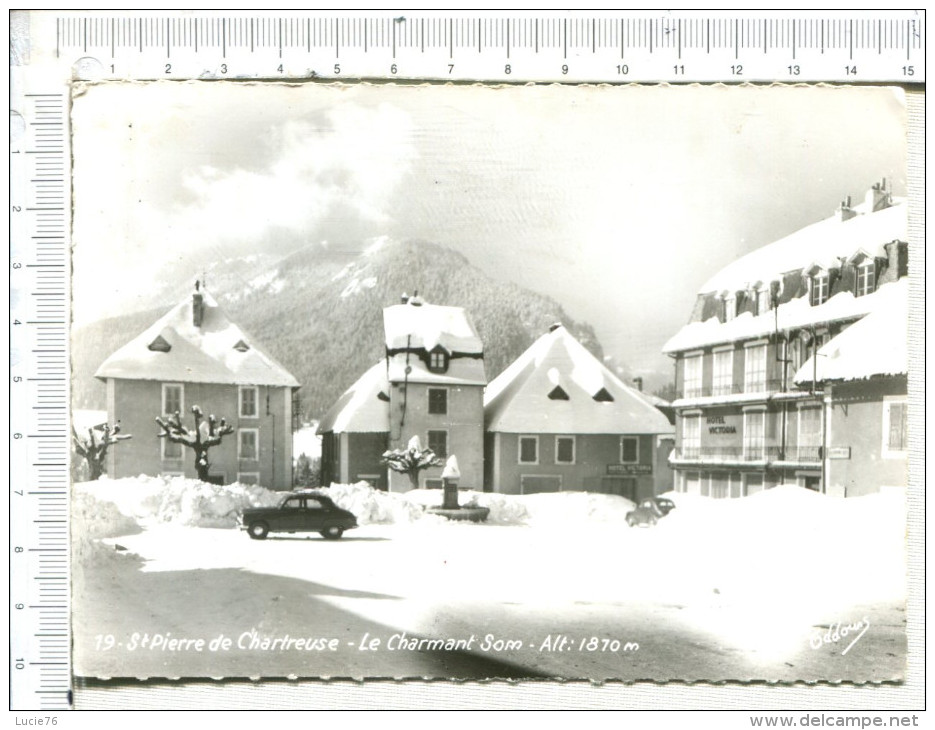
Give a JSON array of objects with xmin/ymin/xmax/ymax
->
[
  {"xmin": 248, "ymin": 522, "xmax": 269, "ymax": 540},
  {"xmin": 321, "ymin": 525, "xmax": 344, "ymax": 540},
  {"xmin": 626, "ymin": 514, "xmax": 636, "ymax": 527}
]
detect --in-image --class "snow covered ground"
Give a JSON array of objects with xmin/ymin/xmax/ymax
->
[{"xmin": 72, "ymin": 478, "xmax": 906, "ymax": 682}]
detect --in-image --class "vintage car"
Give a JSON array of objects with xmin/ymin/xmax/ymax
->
[
  {"xmin": 625, "ymin": 496, "xmax": 676, "ymax": 527},
  {"xmin": 241, "ymin": 491, "xmax": 358, "ymax": 540}
]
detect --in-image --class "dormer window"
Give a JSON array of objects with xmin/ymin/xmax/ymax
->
[
  {"xmin": 809, "ymin": 271, "xmax": 829, "ymax": 307},
  {"xmin": 233, "ymin": 339, "xmax": 250, "ymax": 353},
  {"xmin": 593, "ymin": 387, "xmax": 614, "ymax": 402},
  {"xmin": 723, "ymin": 293, "xmax": 736, "ymax": 322},
  {"xmin": 427, "ymin": 347, "xmax": 449, "ymax": 374},
  {"xmin": 148, "ymin": 335, "xmax": 172, "ymax": 353},
  {"xmin": 756, "ymin": 287, "xmax": 771, "ymax": 316},
  {"xmin": 856, "ymin": 259, "xmax": 876, "ymax": 297},
  {"xmin": 548, "ymin": 385, "xmax": 570, "ymax": 401}
]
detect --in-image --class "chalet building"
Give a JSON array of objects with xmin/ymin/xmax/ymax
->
[
  {"xmin": 662, "ymin": 181, "xmax": 908, "ymax": 498},
  {"xmin": 484, "ymin": 324, "xmax": 674, "ymax": 500},
  {"xmin": 94, "ymin": 284, "xmax": 299, "ymax": 489},
  {"xmin": 318, "ymin": 294, "xmax": 487, "ymax": 492}
]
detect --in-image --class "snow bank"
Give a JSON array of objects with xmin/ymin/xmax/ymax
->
[
  {"xmin": 322, "ymin": 482, "xmax": 424, "ymax": 525},
  {"xmin": 76, "ymin": 475, "xmax": 282, "ymax": 529}
]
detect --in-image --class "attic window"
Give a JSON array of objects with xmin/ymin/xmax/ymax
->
[
  {"xmin": 233, "ymin": 339, "xmax": 250, "ymax": 353},
  {"xmin": 427, "ymin": 347, "xmax": 449, "ymax": 374},
  {"xmin": 377, "ymin": 391, "xmax": 390, "ymax": 402},
  {"xmin": 548, "ymin": 385, "xmax": 570, "ymax": 401},
  {"xmin": 593, "ymin": 387, "xmax": 615, "ymax": 403},
  {"xmin": 147, "ymin": 335, "xmax": 171, "ymax": 353}
]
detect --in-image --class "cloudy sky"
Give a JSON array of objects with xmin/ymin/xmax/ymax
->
[{"xmin": 71, "ymin": 81, "xmax": 907, "ymax": 389}]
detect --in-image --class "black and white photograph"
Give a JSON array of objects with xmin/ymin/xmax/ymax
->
[{"xmin": 67, "ymin": 80, "xmax": 912, "ymax": 687}]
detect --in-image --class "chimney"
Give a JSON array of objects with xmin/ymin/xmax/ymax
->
[
  {"xmin": 400, "ymin": 292, "xmax": 409, "ymax": 304},
  {"xmin": 632, "ymin": 377, "xmax": 643, "ymax": 392},
  {"xmin": 865, "ymin": 179, "xmax": 891, "ymax": 212},
  {"xmin": 838, "ymin": 195, "xmax": 857, "ymax": 222},
  {"xmin": 192, "ymin": 282, "xmax": 205, "ymax": 328},
  {"xmin": 548, "ymin": 322, "xmax": 563, "ymax": 333}
]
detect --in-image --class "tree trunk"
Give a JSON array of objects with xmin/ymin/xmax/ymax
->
[
  {"xmin": 408, "ymin": 471, "xmax": 420, "ymax": 490},
  {"xmin": 194, "ymin": 449, "xmax": 210, "ymax": 482},
  {"xmin": 88, "ymin": 459, "xmax": 104, "ymax": 481}
]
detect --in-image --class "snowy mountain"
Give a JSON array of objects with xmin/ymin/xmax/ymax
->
[{"xmin": 72, "ymin": 238, "xmax": 606, "ymax": 420}]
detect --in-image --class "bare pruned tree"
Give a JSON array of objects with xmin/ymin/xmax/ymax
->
[
  {"xmin": 72, "ymin": 422, "xmax": 132, "ymax": 481},
  {"xmin": 381, "ymin": 435, "xmax": 443, "ymax": 490},
  {"xmin": 156, "ymin": 405, "xmax": 234, "ymax": 483}
]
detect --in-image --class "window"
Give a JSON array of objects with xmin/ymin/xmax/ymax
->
[
  {"xmin": 148, "ymin": 335, "xmax": 171, "ymax": 352},
  {"xmin": 161, "ymin": 437, "xmax": 183, "ymax": 461},
  {"xmin": 683, "ymin": 355, "xmax": 703, "ymax": 398},
  {"xmin": 162, "ymin": 383, "xmax": 183, "ymax": 416},
  {"xmin": 744, "ymin": 473, "xmax": 764, "ymax": 496},
  {"xmin": 427, "ymin": 429, "xmax": 448, "ymax": 458},
  {"xmin": 757, "ymin": 287, "xmax": 771, "ymax": 316},
  {"xmin": 239, "ymin": 386, "xmax": 258, "ymax": 418},
  {"xmin": 883, "ymin": 399, "xmax": 908, "ymax": 456},
  {"xmin": 856, "ymin": 260, "xmax": 876, "ymax": 297},
  {"xmin": 743, "ymin": 344, "xmax": 767, "ymax": 393},
  {"xmin": 555, "ymin": 436, "xmax": 576, "ymax": 464},
  {"xmin": 723, "ymin": 294, "xmax": 736, "ymax": 322},
  {"xmin": 743, "ymin": 411, "xmax": 765, "ymax": 460},
  {"xmin": 428, "ymin": 348, "xmax": 449, "ymax": 373},
  {"xmin": 237, "ymin": 472, "xmax": 260, "ymax": 485},
  {"xmin": 518, "ymin": 435, "xmax": 539, "ymax": 464},
  {"xmin": 592, "ymin": 387, "xmax": 614, "ymax": 402},
  {"xmin": 239, "ymin": 429, "xmax": 259, "ymax": 460},
  {"xmin": 428, "ymin": 388, "xmax": 448, "ymax": 415},
  {"xmin": 797, "ymin": 407, "xmax": 821, "ymax": 460},
  {"xmin": 712, "ymin": 349, "xmax": 733, "ymax": 396},
  {"xmin": 810, "ymin": 272, "xmax": 829, "ymax": 306},
  {"xmin": 620, "ymin": 436, "xmax": 639, "ymax": 464},
  {"xmin": 681, "ymin": 416, "xmax": 700, "ymax": 458},
  {"xmin": 233, "ymin": 339, "xmax": 250, "ymax": 353}
]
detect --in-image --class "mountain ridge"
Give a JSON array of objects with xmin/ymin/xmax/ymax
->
[{"xmin": 72, "ymin": 238, "xmax": 609, "ymax": 421}]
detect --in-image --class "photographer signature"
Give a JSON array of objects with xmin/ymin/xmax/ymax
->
[{"xmin": 810, "ymin": 617, "xmax": 870, "ymax": 655}]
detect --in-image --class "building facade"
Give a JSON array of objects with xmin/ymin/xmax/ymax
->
[
  {"xmin": 318, "ymin": 294, "xmax": 487, "ymax": 492},
  {"xmin": 95, "ymin": 285, "xmax": 299, "ymax": 489},
  {"xmin": 484, "ymin": 324, "xmax": 674, "ymax": 500},
  {"xmin": 663, "ymin": 182, "xmax": 908, "ymax": 498}
]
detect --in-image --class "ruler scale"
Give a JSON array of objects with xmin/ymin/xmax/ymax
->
[
  {"xmin": 44, "ymin": 12, "xmax": 924, "ymax": 82},
  {"xmin": 10, "ymin": 89, "xmax": 72, "ymax": 710},
  {"xmin": 8, "ymin": 9, "xmax": 924, "ymax": 710}
]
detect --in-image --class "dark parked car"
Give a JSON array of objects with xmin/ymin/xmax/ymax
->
[
  {"xmin": 626, "ymin": 496, "xmax": 676, "ymax": 527},
  {"xmin": 241, "ymin": 491, "xmax": 358, "ymax": 540}
]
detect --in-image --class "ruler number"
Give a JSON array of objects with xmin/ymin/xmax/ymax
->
[
  {"xmin": 902, "ymin": 66, "xmax": 914, "ymax": 76},
  {"xmin": 562, "ymin": 65, "xmax": 568, "ymax": 75},
  {"xmin": 12, "ymin": 262, "xmax": 21, "ymax": 270},
  {"xmin": 448, "ymin": 64, "xmax": 454, "ymax": 74},
  {"xmin": 845, "ymin": 65, "xmax": 857, "ymax": 76},
  {"xmin": 220, "ymin": 64, "xmax": 228, "ymax": 74},
  {"xmin": 12, "ymin": 205, "xmax": 21, "ymax": 212},
  {"xmin": 277, "ymin": 64, "xmax": 283, "ymax": 73},
  {"xmin": 15, "ymin": 602, "xmax": 24, "ymax": 609},
  {"xmin": 788, "ymin": 65, "xmax": 800, "ymax": 76},
  {"xmin": 334, "ymin": 63, "xmax": 341, "ymax": 75},
  {"xmin": 505, "ymin": 64, "xmax": 511, "ymax": 75},
  {"xmin": 391, "ymin": 64, "xmax": 397, "ymax": 75},
  {"xmin": 14, "ymin": 546, "xmax": 23, "ymax": 553},
  {"xmin": 165, "ymin": 63, "xmax": 172, "ymax": 74},
  {"xmin": 616, "ymin": 65, "xmax": 629, "ymax": 75},
  {"xmin": 731, "ymin": 65, "xmax": 743, "ymax": 76},
  {"xmin": 13, "ymin": 375, "xmax": 22, "ymax": 382},
  {"xmin": 14, "ymin": 659, "xmax": 25, "ymax": 670},
  {"xmin": 674, "ymin": 65, "xmax": 684, "ymax": 75},
  {"xmin": 13, "ymin": 433, "xmax": 22, "ymax": 439}
]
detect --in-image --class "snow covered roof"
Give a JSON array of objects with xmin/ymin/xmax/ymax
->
[
  {"xmin": 663, "ymin": 280, "xmax": 904, "ymax": 354},
  {"xmin": 94, "ymin": 290, "xmax": 300, "ymax": 387},
  {"xmin": 317, "ymin": 361, "xmax": 390, "ymax": 434},
  {"xmin": 484, "ymin": 325, "xmax": 674, "ymax": 435},
  {"xmin": 700, "ymin": 197, "xmax": 906, "ymax": 294},
  {"xmin": 383, "ymin": 297, "xmax": 486, "ymax": 386},
  {"xmin": 793, "ymin": 278, "xmax": 908, "ymax": 384},
  {"xmin": 383, "ymin": 299, "xmax": 483, "ymax": 355}
]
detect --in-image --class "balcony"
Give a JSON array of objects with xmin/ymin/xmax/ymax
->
[{"xmin": 672, "ymin": 445, "xmax": 823, "ymax": 464}]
